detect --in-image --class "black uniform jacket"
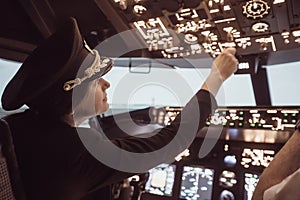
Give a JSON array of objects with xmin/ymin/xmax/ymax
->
[{"xmin": 4, "ymin": 90, "xmax": 216, "ymax": 200}]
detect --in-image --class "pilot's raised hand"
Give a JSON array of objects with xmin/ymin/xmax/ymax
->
[{"xmin": 201, "ymin": 47, "xmax": 238, "ymax": 96}]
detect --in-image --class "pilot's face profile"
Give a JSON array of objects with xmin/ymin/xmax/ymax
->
[
  {"xmin": 94, "ymin": 77, "xmax": 110, "ymax": 114},
  {"xmin": 73, "ymin": 77, "xmax": 110, "ymax": 123}
]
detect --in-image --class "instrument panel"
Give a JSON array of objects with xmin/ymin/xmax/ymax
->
[
  {"xmin": 141, "ymin": 138, "xmax": 285, "ymax": 200},
  {"xmin": 163, "ymin": 106, "xmax": 299, "ymax": 132},
  {"xmin": 141, "ymin": 106, "xmax": 298, "ymax": 199},
  {"xmin": 93, "ymin": 106, "xmax": 299, "ymax": 199}
]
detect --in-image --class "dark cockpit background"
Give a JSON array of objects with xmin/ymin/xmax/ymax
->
[{"xmin": 0, "ymin": 0, "xmax": 300, "ymax": 200}]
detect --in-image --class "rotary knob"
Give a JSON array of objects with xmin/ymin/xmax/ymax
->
[{"xmin": 242, "ymin": 0, "xmax": 270, "ymax": 19}]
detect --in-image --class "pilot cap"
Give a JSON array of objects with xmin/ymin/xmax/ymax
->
[{"xmin": 1, "ymin": 17, "xmax": 113, "ymax": 112}]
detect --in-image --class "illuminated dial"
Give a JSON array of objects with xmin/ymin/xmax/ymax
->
[
  {"xmin": 252, "ymin": 22, "xmax": 269, "ymax": 33},
  {"xmin": 219, "ymin": 170, "xmax": 237, "ymax": 188},
  {"xmin": 220, "ymin": 190, "xmax": 235, "ymax": 200},
  {"xmin": 243, "ymin": 0, "xmax": 270, "ymax": 19},
  {"xmin": 133, "ymin": 5, "xmax": 147, "ymax": 16},
  {"xmin": 184, "ymin": 33, "xmax": 198, "ymax": 44}
]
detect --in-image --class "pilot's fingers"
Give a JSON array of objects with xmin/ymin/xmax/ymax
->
[{"xmin": 223, "ymin": 47, "xmax": 236, "ymax": 55}]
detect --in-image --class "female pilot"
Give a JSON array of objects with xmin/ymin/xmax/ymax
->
[{"xmin": 1, "ymin": 17, "xmax": 237, "ymax": 199}]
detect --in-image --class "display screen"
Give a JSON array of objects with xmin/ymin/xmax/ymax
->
[
  {"xmin": 244, "ymin": 173, "xmax": 260, "ymax": 200},
  {"xmin": 145, "ymin": 163, "xmax": 176, "ymax": 196},
  {"xmin": 241, "ymin": 148, "xmax": 275, "ymax": 168},
  {"xmin": 180, "ymin": 165, "xmax": 214, "ymax": 200}
]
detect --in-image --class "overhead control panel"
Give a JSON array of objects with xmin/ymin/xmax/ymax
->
[{"xmin": 110, "ymin": 0, "xmax": 300, "ymax": 59}]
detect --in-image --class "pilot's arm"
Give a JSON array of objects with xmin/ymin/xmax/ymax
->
[{"xmin": 252, "ymin": 128, "xmax": 300, "ymax": 200}]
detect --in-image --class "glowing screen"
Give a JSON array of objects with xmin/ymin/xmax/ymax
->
[
  {"xmin": 145, "ymin": 163, "xmax": 176, "ymax": 196},
  {"xmin": 244, "ymin": 173, "xmax": 260, "ymax": 200},
  {"xmin": 241, "ymin": 148, "xmax": 275, "ymax": 168},
  {"xmin": 180, "ymin": 165, "xmax": 214, "ymax": 200}
]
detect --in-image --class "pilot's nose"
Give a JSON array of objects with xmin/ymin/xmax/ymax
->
[{"xmin": 99, "ymin": 78, "xmax": 110, "ymax": 90}]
